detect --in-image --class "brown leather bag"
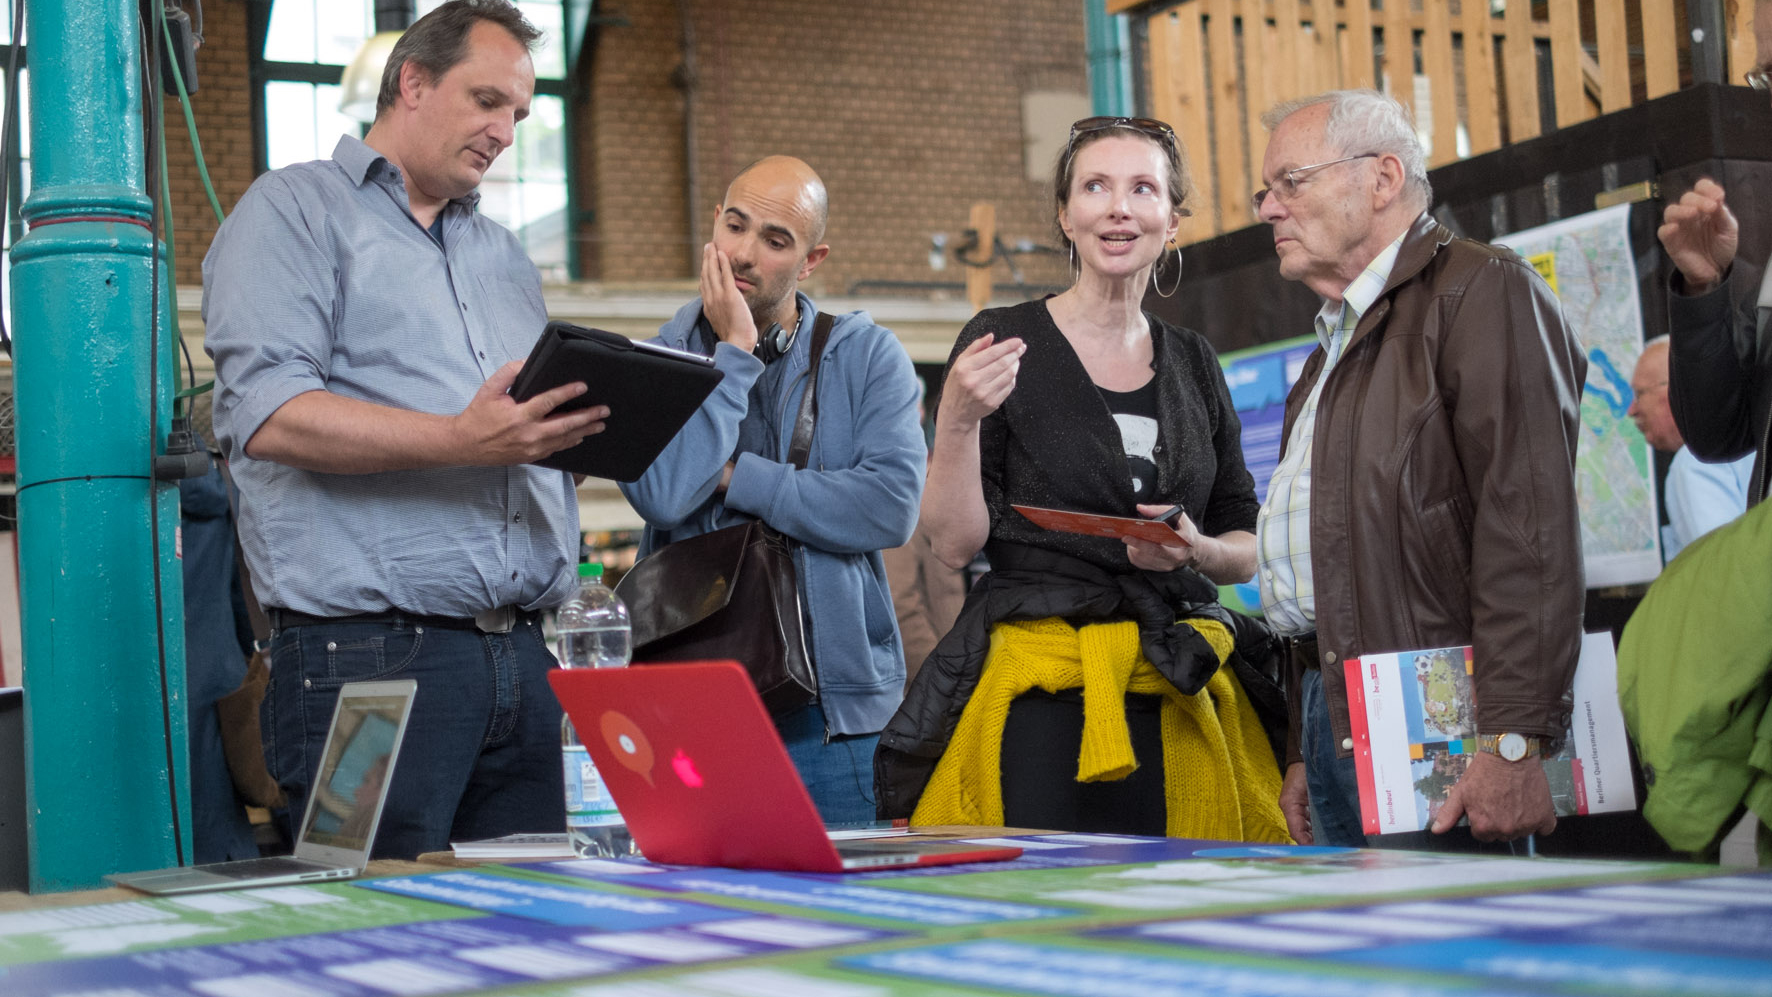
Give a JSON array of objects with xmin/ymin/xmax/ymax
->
[
  {"xmin": 617, "ymin": 519, "xmax": 816, "ymax": 715},
  {"xmin": 615, "ymin": 314, "xmax": 832, "ymax": 716}
]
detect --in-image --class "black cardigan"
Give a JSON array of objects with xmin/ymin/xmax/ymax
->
[
  {"xmin": 874, "ymin": 301, "xmax": 1278, "ymax": 819},
  {"xmin": 963, "ymin": 299, "xmax": 1259, "ymax": 570}
]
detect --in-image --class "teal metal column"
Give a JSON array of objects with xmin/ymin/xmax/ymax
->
[
  {"xmin": 10, "ymin": 0, "xmax": 190, "ymax": 890},
  {"xmin": 1084, "ymin": 0, "xmax": 1133, "ymax": 117}
]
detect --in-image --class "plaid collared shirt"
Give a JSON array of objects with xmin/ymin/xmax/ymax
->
[{"xmin": 1255, "ymin": 233, "xmax": 1407, "ymax": 635}]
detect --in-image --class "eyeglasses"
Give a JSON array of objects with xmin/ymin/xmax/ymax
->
[
  {"xmin": 1251, "ymin": 153, "xmax": 1379, "ymax": 214},
  {"xmin": 1067, "ymin": 116, "xmax": 1178, "ymax": 153}
]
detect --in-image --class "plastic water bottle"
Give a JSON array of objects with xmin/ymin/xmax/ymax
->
[{"xmin": 558, "ymin": 562, "xmax": 636, "ymax": 858}]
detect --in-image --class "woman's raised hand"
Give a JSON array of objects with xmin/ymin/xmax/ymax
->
[{"xmin": 939, "ymin": 333, "xmax": 1026, "ymax": 427}]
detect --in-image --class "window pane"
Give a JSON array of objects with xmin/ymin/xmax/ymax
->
[
  {"xmin": 475, "ymin": 93, "xmax": 566, "ymax": 279},
  {"xmin": 266, "ymin": 0, "xmax": 370, "ymax": 65},
  {"xmin": 517, "ymin": 93, "xmax": 565, "ymax": 180},
  {"xmin": 519, "ymin": 2, "xmax": 566, "ymax": 79},
  {"xmin": 265, "ymin": 82, "xmax": 354, "ymax": 170}
]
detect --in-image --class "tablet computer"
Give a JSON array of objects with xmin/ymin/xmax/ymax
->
[
  {"xmin": 509, "ymin": 320, "xmax": 725, "ymax": 481},
  {"xmin": 1011, "ymin": 502, "xmax": 1189, "ymax": 546}
]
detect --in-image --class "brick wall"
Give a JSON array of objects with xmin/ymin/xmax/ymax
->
[
  {"xmin": 586, "ymin": 0, "xmax": 1086, "ymax": 294},
  {"xmin": 161, "ymin": 0, "xmax": 257, "ymax": 287}
]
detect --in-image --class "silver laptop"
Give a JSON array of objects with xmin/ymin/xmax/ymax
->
[{"xmin": 109, "ymin": 679, "xmax": 417, "ymax": 895}]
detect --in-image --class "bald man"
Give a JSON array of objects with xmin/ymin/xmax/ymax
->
[
  {"xmin": 620, "ymin": 157, "xmax": 925, "ymax": 821},
  {"xmin": 1628, "ymin": 337, "xmax": 1753, "ymax": 561}
]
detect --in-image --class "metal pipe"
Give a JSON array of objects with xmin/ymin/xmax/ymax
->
[{"xmin": 11, "ymin": 0, "xmax": 190, "ymax": 890}]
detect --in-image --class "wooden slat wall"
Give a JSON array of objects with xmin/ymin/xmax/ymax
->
[
  {"xmin": 1118, "ymin": 0, "xmax": 1701, "ymax": 239},
  {"xmin": 1729, "ymin": 0, "xmax": 1758, "ymax": 85},
  {"xmin": 1593, "ymin": 0, "xmax": 1631, "ymax": 113},
  {"xmin": 1460, "ymin": 0, "xmax": 1500, "ymax": 154},
  {"xmin": 1639, "ymin": 0, "xmax": 1678, "ymax": 99},
  {"xmin": 1421, "ymin": 0, "xmax": 1457, "ymax": 165},
  {"xmin": 1547, "ymin": 0, "xmax": 1587, "ymax": 128}
]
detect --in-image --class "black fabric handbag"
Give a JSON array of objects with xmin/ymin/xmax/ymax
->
[{"xmin": 615, "ymin": 313, "xmax": 833, "ymax": 716}]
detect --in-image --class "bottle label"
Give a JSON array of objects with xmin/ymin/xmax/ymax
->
[{"xmin": 562, "ymin": 745, "xmax": 623, "ymax": 829}]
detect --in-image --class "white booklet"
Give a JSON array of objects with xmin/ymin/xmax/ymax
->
[{"xmin": 1345, "ymin": 631, "xmax": 1638, "ymax": 835}]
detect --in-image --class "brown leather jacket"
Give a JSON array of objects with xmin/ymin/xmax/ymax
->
[{"xmin": 1280, "ymin": 213, "xmax": 1587, "ymax": 762}]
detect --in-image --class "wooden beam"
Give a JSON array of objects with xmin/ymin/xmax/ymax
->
[
  {"xmin": 1150, "ymin": 5, "xmax": 1214, "ymax": 243},
  {"xmin": 1240, "ymin": 0, "xmax": 1272, "ymax": 201},
  {"xmin": 965, "ymin": 203, "xmax": 995, "ymax": 315},
  {"xmin": 1272, "ymin": 0, "xmax": 1301, "ymax": 104},
  {"xmin": 1207, "ymin": 0, "xmax": 1249, "ymax": 230},
  {"xmin": 1422, "ymin": 0, "xmax": 1457, "ymax": 165},
  {"xmin": 1546, "ymin": 0, "xmax": 1587, "ymax": 128},
  {"xmin": 1383, "ymin": 0, "xmax": 1412, "ymax": 98},
  {"xmin": 1460, "ymin": 0, "xmax": 1501, "ymax": 156},
  {"xmin": 1341, "ymin": 0, "xmax": 1376, "ymax": 91},
  {"xmin": 1593, "ymin": 0, "xmax": 1630, "ymax": 113},
  {"xmin": 1502, "ymin": 0, "xmax": 1541, "ymax": 142},
  {"xmin": 1731, "ymin": 0, "xmax": 1760, "ymax": 85},
  {"xmin": 1639, "ymin": 0, "xmax": 1679, "ymax": 99}
]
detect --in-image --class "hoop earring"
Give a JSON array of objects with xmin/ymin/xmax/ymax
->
[{"xmin": 1153, "ymin": 241, "xmax": 1182, "ymax": 298}]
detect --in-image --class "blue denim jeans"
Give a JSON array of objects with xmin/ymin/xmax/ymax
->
[
  {"xmin": 264, "ymin": 614, "xmax": 565, "ymax": 859},
  {"xmin": 776, "ymin": 703, "xmax": 879, "ymax": 824},
  {"xmin": 1301, "ymin": 667, "xmax": 1368, "ymax": 847}
]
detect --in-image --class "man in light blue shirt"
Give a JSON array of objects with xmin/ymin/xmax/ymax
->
[
  {"xmin": 1628, "ymin": 336, "xmax": 1753, "ymax": 561},
  {"xmin": 205, "ymin": 0, "xmax": 606, "ymax": 857}
]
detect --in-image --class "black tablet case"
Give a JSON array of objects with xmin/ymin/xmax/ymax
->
[{"xmin": 509, "ymin": 320, "xmax": 725, "ymax": 481}]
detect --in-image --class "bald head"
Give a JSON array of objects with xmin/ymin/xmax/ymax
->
[
  {"xmin": 1628, "ymin": 338, "xmax": 1682, "ymax": 453},
  {"xmin": 724, "ymin": 156, "xmax": 829, "ymax": 246},
  {"xmin": 710, "ymin": 155, "xmax": 833, "ymax": 330}
]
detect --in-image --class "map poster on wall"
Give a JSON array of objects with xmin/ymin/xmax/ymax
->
[{"xmin": 1495, "ymin": 202, "xmax": 1662, "ymax": 587}]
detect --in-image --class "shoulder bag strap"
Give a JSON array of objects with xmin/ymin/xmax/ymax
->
[{"xmin": 785, "ymin": 312, "xmax": 834, "ymax": 470}]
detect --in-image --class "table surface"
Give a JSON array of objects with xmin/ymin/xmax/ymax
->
[{"xmin": 0, "ymin": 830, "xmax": 1761, "ymax": 997}]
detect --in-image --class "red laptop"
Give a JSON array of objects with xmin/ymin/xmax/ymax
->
[{"xmin": 546, "ymin": 660, "xmax": 1023, "ymax": 872}]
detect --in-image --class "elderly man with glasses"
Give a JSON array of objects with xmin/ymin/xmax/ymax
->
[
  {"xmin": 1251, "ymin": 90, "xmax": 1587, "ymax": 850},
  {"xmin": 1655, "ymin": 0, "xmax": 1772, "ymax": 510}
]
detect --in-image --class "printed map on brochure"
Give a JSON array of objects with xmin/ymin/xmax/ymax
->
[{"xmin": 1345, "ymin": 631, "xmax": 1637, "ymax": 835}]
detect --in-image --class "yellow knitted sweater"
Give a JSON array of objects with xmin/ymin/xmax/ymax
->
[{"xmin": 912, "ymin": 616, "xmax": 1291, "ymax": 843}]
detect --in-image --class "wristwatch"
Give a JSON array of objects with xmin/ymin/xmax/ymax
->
[{"xmin": 1476, "ymin": 732, "xmax": 1542, "ymax": 762}]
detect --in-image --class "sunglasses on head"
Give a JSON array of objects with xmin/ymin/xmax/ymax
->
[{"xmin": 1066, "ymin": 116, "xmax": 1178, "ymax": 152}]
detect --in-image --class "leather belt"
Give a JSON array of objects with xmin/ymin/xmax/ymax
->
[
  {"xmin": 266, "ymin": 606, "xmax": 535, "ymax": 634},
  {"xmin": 1280, "ymin": 631, "xmax": 1320, "ymax": 670}
]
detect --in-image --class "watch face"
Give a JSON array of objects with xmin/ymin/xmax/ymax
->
[{"xmin": 1499, "ymin": 732, "xmax": 1528, "ymax": 762}]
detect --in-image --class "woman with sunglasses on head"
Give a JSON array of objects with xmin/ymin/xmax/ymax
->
[{"xmin": 875, "ymin": 117, "xmax": 1290, "ymax": 842}]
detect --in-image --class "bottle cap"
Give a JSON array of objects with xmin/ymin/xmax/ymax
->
[{"xmin": 578, "ymin": 562, "xmax": 604, "ymax": 580}]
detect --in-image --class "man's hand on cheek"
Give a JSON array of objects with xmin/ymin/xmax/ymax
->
[{"xmin": 700, "ymin": 242, "xmax": 759, "ymax": 352}]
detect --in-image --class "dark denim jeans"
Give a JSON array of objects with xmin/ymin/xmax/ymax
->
[
  {"xmin": 1301, "ymin": 667, "xmax": 1368, "ymax": 847},
  {"xmin": 264, "ymin": 614, "xmax": 565, "ymax": 859},
  {"xmin": 777, "ymin": 703, "xmax": 879, "ymax": 824}
]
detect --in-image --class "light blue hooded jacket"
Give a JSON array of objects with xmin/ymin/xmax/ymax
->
[{"xmin": 620, "ymin": 293, "xmax": 926, "ymax": 734}]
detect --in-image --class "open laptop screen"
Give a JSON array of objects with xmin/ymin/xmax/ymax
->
[{"xmin": 300, "ymin": 693, "xmax": 405, "ymax": 851}]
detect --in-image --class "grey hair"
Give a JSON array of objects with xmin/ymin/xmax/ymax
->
[{"xmin": 1261, "ymin": 89, "xmax": 1432, "ymax": 210}]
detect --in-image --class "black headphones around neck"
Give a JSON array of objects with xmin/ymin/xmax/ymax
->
[
  {"xmin": 753, "ymin": 320, "xmax": 795, "ymax": 364},
  {"xmin": 697, "ymin": 310, "xmax": 798, "ymax": 365}
]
